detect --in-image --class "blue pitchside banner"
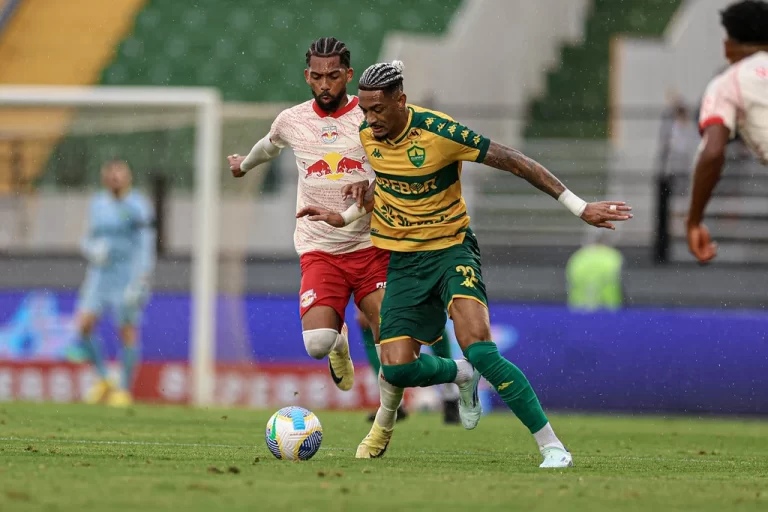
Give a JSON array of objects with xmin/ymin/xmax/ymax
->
[{"xmin": 1, "ymin": 290, "xmax": 767, "ymax": 414}]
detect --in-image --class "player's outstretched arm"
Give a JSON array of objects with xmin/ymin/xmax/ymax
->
[
  {"xmin": 227, "ymin": 135, "xmax": 282, "ymax": 178},
  {"xmin": 686, "ymin": 124, "xmax": 729, "ymax": 263},
  {"xmin": 482, "ymin": 141, "xmax": 633, "ymax": 230},
  {"xmin": 297, "ymin": 181, "xmax": 374, "ymax": 228},
  {"xmin": 341, "ymin": 179, "xmax": 375, "ymax": 209}
]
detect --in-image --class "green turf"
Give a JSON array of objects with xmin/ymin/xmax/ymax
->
[{"xmin": 1, "ymin": 403, "xmax": 767, "ymax": 511}]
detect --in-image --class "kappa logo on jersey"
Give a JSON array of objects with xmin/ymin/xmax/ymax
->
[
  {"xmin": 320, "ymin": 126, "xmax": 338, "ymax": 144},
  {"xmin": 407, "ymin": 128, "xmax": 422, "ymax": 140},
  {"xmin": 376, "ymin": 282, "xmax": 386, "ymax": 289},
  {"xmin": 304, "ymin": 152, "xmax": 366, "ymax": 180},
  {"xmin": 300, "ymin": 289, "xmax": 317, "ymax": 308}
]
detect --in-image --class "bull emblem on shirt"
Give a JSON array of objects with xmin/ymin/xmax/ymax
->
[{"xmin": 305, "ymin": 152, "xmax": 366, "ymax": 180}]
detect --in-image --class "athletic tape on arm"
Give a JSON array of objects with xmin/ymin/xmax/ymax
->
[
  {"xmin": 241, "ymin": 135, "xmax": 282, "ymax": 172},
  {"xmin": 558, "ymin": 189, "xmax": 587, "ymax": 217}
]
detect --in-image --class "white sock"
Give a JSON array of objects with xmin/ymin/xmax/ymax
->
[
  {"xmin": 373, "ymin": 368, "xmax": 403, "ymax": 430},
  {"xmin": 441, "ymin": 383, "xmax": 459, "ymax": 401},
  {"xmin": 533, "ymin": 422, "xmax": 565, "ymax": 451},
  {"xmin": 332, "ymin": 330, "xmax": 349, "ymax": 355},
  {"xmin": 453, "ymin": 359, "xmax": 474, "ymax": 384}
]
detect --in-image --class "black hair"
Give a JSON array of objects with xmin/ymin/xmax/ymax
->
[
  {"xmin": 721, "ymin": 0, "xmax": 768, "ymax": 44},
  {"xmin": 305, "ymin": 37, "xmax": 351, "ymax": 68},
  {"xmin": 358, "ymin": 60, "xmax": 404, "ymax": 95}
]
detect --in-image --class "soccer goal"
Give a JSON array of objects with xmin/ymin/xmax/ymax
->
[{"xmin": 0, "ymin": 85, "xmax": 222, "ymax": 406}]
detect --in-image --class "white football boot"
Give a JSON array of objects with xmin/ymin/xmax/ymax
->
[
  {"xmin": 327, "ymin": 323, "xmax": 354, "ymax": 391},
  {"xmin": 539, "ymin": 446, "xmax": 573, "ymax": 468},
  {"xmin": 457, "ymin": 362, "xmax": 482, "ymax": 429}
]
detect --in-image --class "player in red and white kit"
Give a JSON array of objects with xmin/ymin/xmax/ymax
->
[
  {"xmin": 688, "ymin": 0, "xmax": 768, "ymax": 263},
  {"xmin": 227, "ymin": 38, "xmax": 388, "ymax": 394}
]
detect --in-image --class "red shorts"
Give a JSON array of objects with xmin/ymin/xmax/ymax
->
[{"xmin": 299, "ymin": 245, "xmax": 389, "ymax": 322}]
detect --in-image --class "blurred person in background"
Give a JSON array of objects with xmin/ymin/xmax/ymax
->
[
  {"xmin": 566, "ymin": 230, "xmax": 624, "ymax": 312},
  {"xmin": 77, "ymin": 160, "xmax": 156, "ymax": 407},
  {"xmin": 657, "ymin": 101, "xmax": 700, "ymax": 195},
  {"xmin": 687, "ymin": 0, "xmax": 768, "ymax": 264}
]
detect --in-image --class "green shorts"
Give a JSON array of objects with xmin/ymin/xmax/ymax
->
[{"xmin": 379, "ymin": 229, "xmax": 487, "ymax": 345}]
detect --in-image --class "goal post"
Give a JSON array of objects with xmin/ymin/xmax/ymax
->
[{"xmin": 0, "ymin": 85, "xmax": 222, "ymax": 406}]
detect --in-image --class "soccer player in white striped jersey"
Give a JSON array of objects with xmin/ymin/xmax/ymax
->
[
  {"xmin": 688, "ymin": 0, "xmax": 768, "ymax": 263},
  {"xmin": 228, "ymin": 38, "xmax": 383, "ymax": 396}
]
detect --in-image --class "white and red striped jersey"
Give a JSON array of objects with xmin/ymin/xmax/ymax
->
[
  {"xmin": 699, "ymin": 51, "xmax": 768, "ymax": 164},
  {"xmin": 268, "ymin": 96, "xmax": 374, "ymax": 255}
]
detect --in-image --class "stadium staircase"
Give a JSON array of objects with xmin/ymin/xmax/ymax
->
[
  {"xmin": 524, "ymin": 0, "xmax": 683, "ymax": 140},
  {"xmin": 0, "ymin": 0, "xmax": 145, "ymax": 193},
  {"xmin": 469, "ymin": 0, "xmax": 683, "ymax": 247},
  {"xmin": 31, "ymin": 0, "xmax": 462, "ymax": 190}
]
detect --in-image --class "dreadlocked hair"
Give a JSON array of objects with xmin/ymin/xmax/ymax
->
[
  {"xmin": 721, "ymin": 0, "xmax": 768, "ymax": 44},
  {"xmin": 305, "ymin": 37, "xmax": 351, "ymax": 68},
  {"xmin": 358, "ymin": 60, "xmax": 405, "ymax": 95}
]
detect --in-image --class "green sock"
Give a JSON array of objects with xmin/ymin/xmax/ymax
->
[
  {"xmin": 81, "ymin": 335, "xmax": 107, "ymax": 379},
  {"xmin": 381, "ymin": 354, "xmax": 457, "ymax": 389},
  {"xmin": 431, "ymin": 329, "xmax": 452, "ymax": 359},
  {"xmin": 120, "ymin": 344, "xmax": 139, "ymax": 392},
  {"xmin": 464, "ymin": 341, "xmax": 549, "ymax": 433},
  {"xmin": 361, "ymin": 327, "xmax": 381, "ymax": 376}
]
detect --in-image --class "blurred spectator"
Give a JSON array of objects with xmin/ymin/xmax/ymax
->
[
  {"xmin": 566, "ymin": 230, "xmax": 624, "ymax": 311},
  {"xmin": 656, "ymin": 102, "xmax": 699, "ymax": 184}
]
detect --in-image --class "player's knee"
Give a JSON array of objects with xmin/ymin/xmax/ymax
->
[
  {"xmin": 381, "ymin": 362, "xmax": 418, "ymax": 388},
  {"xmin": 302, "ymin": 328, "xmax": 338, "ymax": 360}
]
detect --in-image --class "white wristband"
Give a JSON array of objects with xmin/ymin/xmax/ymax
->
[
  {"xmin": 558, "ymin": 189, "xmax": 587, "ymax": 217},
  {"xmin": 340, "ymin": 203, "xmax": 367, "ymax": 226}
]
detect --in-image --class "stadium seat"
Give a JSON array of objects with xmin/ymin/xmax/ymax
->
[
  {"xmin": 41, "ymin": 0, "xmax": 461, "ymax": 190},
  {"xmin": 0, "ymin": 0, "xmax": 146, "ymax": 192},
  {"xmin": 525, "ymin": 0, "xmax": 683, "ymax": 139},
  {"xmin": 100, "ymin": 0, "xmax": 462, "ymax": 103}
]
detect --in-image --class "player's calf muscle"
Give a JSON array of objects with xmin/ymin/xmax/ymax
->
[
  {"xmin": 450, "ymin": 299, "xmax": 492, "ymax": 348},
  {"xmin": 357, "ymin": 289, "xmax": 384, "ymax": 341}
]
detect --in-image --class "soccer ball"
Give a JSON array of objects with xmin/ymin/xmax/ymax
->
[{"xmin": 265, "ymin": 406, "xmax": 323, "ymax": 461}]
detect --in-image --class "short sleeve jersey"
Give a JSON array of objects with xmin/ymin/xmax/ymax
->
[
  {"xmin": 699, "ymin": 51, "xmax": 768, "ymax": 164},
  {"xmin": 358, "ymin": 105, "xmax": 490, "ymax": 252},
  {"xmin": 269, "ymin": 96, "xmax": 376, "ymax": 255}
]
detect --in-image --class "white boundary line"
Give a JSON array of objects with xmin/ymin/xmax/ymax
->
[{"xmin": 0, "ymin": 437, "xmax": 753, "ymax": 464}]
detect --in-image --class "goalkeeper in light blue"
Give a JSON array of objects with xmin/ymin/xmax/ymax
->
[{"xmin": 76, "ymin": 160, "xmax": 156, "ymax": 407}]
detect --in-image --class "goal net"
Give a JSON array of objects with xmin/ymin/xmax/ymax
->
[{"xmin": 0, "ymin": 86, "xmax": 383, "ymax": 411}]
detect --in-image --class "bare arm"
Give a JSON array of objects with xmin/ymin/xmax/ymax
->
[
  {"xmin": 296, "ymin": 180, "xmax": 375, "ymax": 227},
  {"xmin": 687, "ymin": 125, "xmax": 728, "ymax": 227},
  {"xmin": 685, "ymin": 124, "xmax": 728, "ymax": 263},
  {"xmin": 482, "ymin": 141, "xmax": 566, "ymax": 199},
  {"xmin": 482, "ymin": 141, "xmax": 633, "ymax": 229}
]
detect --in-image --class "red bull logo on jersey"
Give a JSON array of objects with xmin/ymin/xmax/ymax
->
[
  {"xmin": 305, "ymin": 152, "xmax": 366, "ymax": 181},
  {"xmin": 320, "ymin": 126, "xmax": 338, "ymax": 144}
]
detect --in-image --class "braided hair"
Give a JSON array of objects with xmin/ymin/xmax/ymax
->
[
  {"xmin": 358, "ymin": 60, "xmax": 405, "ymax": 95},
  {"xmin": 721, "ymin": 0, "xmax": 768, "ymax": 44},
  {"xmin": 305, "ymin": 37, "xmax": 351, "ymax": 68}
]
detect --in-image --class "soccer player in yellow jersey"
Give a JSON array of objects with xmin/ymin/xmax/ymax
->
[{"xmin": 298, "ymin": 60, "xmax": 633, "ymax": 468}]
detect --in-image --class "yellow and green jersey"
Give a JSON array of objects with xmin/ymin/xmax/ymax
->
[{"xmin": 359, "ymin": 105, "xmax": 490, "ymax": 252}]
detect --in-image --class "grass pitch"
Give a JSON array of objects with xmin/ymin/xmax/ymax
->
[{"xmin": 1, "ymin": 403, "xmax": 767, "ymax": 511}]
